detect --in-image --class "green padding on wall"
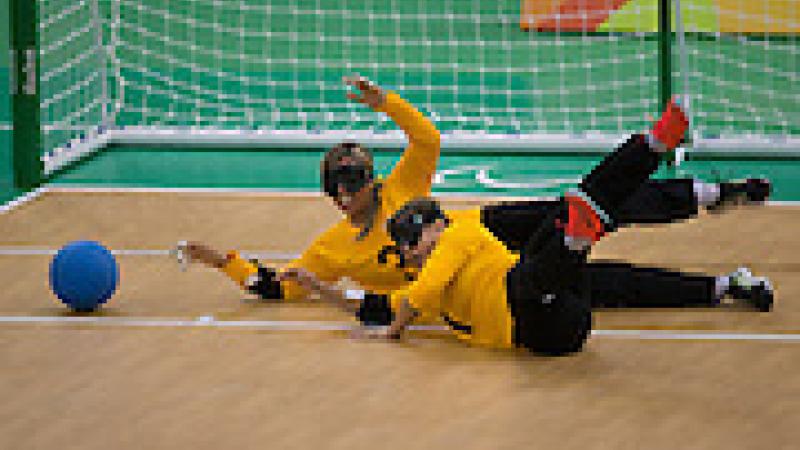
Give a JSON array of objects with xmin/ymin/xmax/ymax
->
[
  {"xmin": 49, "ymin": 148, "xmax": 800, "ymax": 201},
  {"xmin": 0, "ymin": 0, "xmax": 7, "ymax": 67},
  {"xmin": 599, "ymin": 0, "xmax": 719, "ymax": 33},
  {"xmin": 0, "ymin": 0, "xmax": 12, "ymax": 199},
  {"xmin": 0, "ymin": 131, "xmax": 13, "ymax": 192},
  {"xmin": 0, "ymin": 71, "xmax": 10, "ymax": 122}
]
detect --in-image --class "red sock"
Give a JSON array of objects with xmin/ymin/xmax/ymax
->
[{"xmin": 651, "ymin": 99, "xmax": 689, "ymax": 150}]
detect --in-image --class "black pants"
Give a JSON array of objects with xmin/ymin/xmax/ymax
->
[
  {"xmin": 481, "ymin": 178, "xmax": 698, "ymax": 253},
  {"xmin": 483, "ymin": 176, "xmax": 719, "ymax": 309},
  {"xmin": 585, "ymin": 261, "xmax": 717, "ymax": 308},
  {"xmin": 503, "ymin": 135, "xmax": 696, "ymax": 355}
]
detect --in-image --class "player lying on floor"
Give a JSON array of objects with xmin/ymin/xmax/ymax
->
[
  {"xmin": 281, "ymin": 101, "xmax": 772, "ymax": 355},
  {"xmin": 287, "ymin": 102, "xmax": 772, "ymax": 355},
  {"xmin": 177, "ymin": 79, "xmax": 771, "ymax": 320},
  {"xmin": 178, "ymin": 75, "xmax": 442, "ymax": 300}
]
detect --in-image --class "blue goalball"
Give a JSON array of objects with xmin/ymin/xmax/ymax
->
[{"xmin": 49, "ymin": 241, "xmax": 119, "ymax": 312}]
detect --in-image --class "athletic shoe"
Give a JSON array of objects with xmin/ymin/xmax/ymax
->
[
  {"xmin": 725, "ymin": 267, "xmax": 774, "ymax": 312},
  {"xmin": 707, "ymin": 178, "xmax": 771, "ymax": 212}
]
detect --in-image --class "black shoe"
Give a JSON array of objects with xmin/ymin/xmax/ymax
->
[
  {"xmin": 724, "ymin": 268, "xmax": 774, "ymax": 312},
  {"xmin": 708, "ymin": 178, "xmax": 771, "ymax": 212}
]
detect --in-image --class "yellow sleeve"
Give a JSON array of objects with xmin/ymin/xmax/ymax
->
[
  {"xmin": 280, "ymin": 237, "xmax": 341, "ymax": 302},
  {"xmin": 405, "ymin": 228, "xmax": 471, "ymax": 315},
  {"xmin": 221, "ymin": 251, "xmax": 259, "ymax": 287},
  {"xmin": 389, "ymin": 288, "xmax": 409, "ymax": 313},
  {"xmin": 378, "ymin": 91, "xmax": 441, "ymax": 198}
]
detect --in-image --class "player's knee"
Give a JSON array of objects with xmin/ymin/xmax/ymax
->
[{"xmin": 516, "ymin": 292, "xmax": 592, "ymax": 356}]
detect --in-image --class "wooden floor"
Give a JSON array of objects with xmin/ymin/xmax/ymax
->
[{"xmin": 1, "ymin": 191, "xmax": 798, "ymax": 450}]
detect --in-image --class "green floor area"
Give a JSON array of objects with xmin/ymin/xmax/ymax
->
[{"xmin": 47, "ymin": 147, "xmax": 800, "ymax": 201}]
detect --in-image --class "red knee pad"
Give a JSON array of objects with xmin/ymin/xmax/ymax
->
[{"xmin": 563, "ymin": 193, "xmax": 606, "ymax": 245}]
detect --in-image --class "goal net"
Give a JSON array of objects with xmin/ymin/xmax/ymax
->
[{"xmin": 36, "ymin": 0, "xmax": 799, "ymax": 175}]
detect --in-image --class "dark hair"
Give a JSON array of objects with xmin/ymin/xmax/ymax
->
[
  {"xmin": 321, "ymin": 142, "xmax": 374, "ymax": 198},
  {"xmin": 386, "ymin": 197, "xmax": 448, "ymax": 248}
]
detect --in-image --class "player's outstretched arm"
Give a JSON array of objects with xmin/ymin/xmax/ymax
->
[
  {"xmin": 344, "ymin": 75, "xmax": 440, "ymax": 196},
  {"xmin": 351, "ymin": 297, "xmax": 416, "ymax": 341},
  {"xmin": 344, "ymin": 75, "xmax": 386, "ymax": 110},
  {"xmin": 181, "ymin": 241, "xmax": 227, "ymax": 269},
  {"xmin": 179, "ymin": 241, "xmax": 283, "ymax": 299},
  {"xmin": 277, "ymin": 267, "xmax": 358, "ymax": 313}
]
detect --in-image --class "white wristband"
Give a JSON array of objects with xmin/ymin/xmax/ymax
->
[{"xmin": 345, "ymin": 289, "xmax": 366, "ymax": 300}]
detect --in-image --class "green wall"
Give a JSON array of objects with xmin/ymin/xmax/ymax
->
[{"xmin": 0, "ymin": 0, "xmax": 13, "ymax": 199}]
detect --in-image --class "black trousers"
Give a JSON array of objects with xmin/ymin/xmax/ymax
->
[
  {"xmin": 502, "ymin": 135, "xmax": 708, "ymax": 355},
  {"xmin": 482, "ymin": 161, "xmax": 718, "ymax": 309},
  {"xmin": 585, "ymin": 261, "xmax": 717, "ymax": 308},
  {"xmin": 481, "ymin": 178, "xmax": 699, "ymax": 253}
]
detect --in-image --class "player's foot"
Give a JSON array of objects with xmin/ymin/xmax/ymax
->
[
  {"xmin": 723, "ymin": 267, "xmax": 774, "ymax": 312},
  {"xmin": 707, "ymin": 178, "xmax": 771, "ymax": 212},
  {"xmin": 172, "ymin": 240, "xmax": 190, "ymax": 271},
  {"xmin": 650, "ymin": 99, "xmax": 689, "ymax": 151}
]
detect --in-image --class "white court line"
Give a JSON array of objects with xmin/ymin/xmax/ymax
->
[
  {"xmin": 590, "ymin": 329, "xmax": 800, "ymax": 342},
  {"xmin": 0, "ymin": 186, "xmax": 51, "ymax": 214},
  {"xmin": 0, "ymin": 315, "xmax": 797, "ymax": 342},
  {"xmin": 46, "ymin": 185, "xmax": 557, "ymax": 203},
  {"xmin": 0, "ymin": 248, "xmax": 168, "ymax": 256},
  {"xmin": 44, "ymin": 185, "xmax": 554, "ymax": 201},
  {"xmin": 767, "ymin": 201, "xmax": 800, "ymax": 206},
  {"xmin": 0, "ymin": 247, "xmax": 300, "ymax": 261},
  {"xmin": 31, "ymin": 186, "xmax": 800, "ymax": 206},
  {"xmin": 46, "ymin": 186, "xmax": 324, "ymax": 196}
]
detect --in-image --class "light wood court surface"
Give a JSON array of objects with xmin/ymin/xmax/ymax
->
[{"xmin": 1, "ymin": 191, "xmax": 798, "ymax": 450}]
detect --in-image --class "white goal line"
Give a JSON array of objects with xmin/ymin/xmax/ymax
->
[{"xmin": 0, "ymin": 315, "xmax": 798, "ymax": 343}]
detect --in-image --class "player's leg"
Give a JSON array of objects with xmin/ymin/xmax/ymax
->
[
  {"xmin": 506, "ymin": 278, "xmax": 591, "ymax": 357},
  {"xmin": 504, "ymin": 199, "xmax": 591, "ymax": 356},
  {"xmin": 497, "ymin": 99, "xmax": 691, "ymax": 302},
  {"xmin": 561, "ymin": 100, "xmax": 690, "ymax": 248},
  {"xmin": 480, "ymin": 176, "xmax": 770, "ymax": 253},
  {"xmin": 585, "ymin": 261, "xmax": 774, "ymax": 312},
  {"xmin": 482, "ymin": 102, "xmax": 689, "ymax": 253},
  {"xmin": 504, "ymin": 210, "xmax": 591, "ymax": 356},
  {"xmin": 480, "ymin": 200, "xmax": 560, "ymax": 252},
  {"xmin": 615, "ymin": 178, "xmax": 772, "ymax": 225},
  {"xmin": 502, "ymin": 102, "xmax": 690, "ymax": 355},
  {"xmin": 706, "ymin": 178, "xmax": 772, "ymax": 212}
]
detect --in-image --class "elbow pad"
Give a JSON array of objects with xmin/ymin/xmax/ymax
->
[
  {"xmin": 355, "ymin": 293, "xmax": 395, "ymax": 326},
  {"xmin": 222, "ymin": 252, "xmax": 283, "ymax": 300},
  {"xmin": 246, "ymin": 265, "xmax": 284, "ymax": 300}
]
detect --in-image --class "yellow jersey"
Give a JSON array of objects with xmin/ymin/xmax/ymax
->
[
  {"xmin": 401, "ymin": 214, "xmax": 520, "ymax": 348},
  {"xmin": 281, "ymin": 91, "xmax": 442, "ymax": 301}
]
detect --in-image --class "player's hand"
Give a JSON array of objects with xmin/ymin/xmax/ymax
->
[
  {"xmin": 179, "ymin": 241, "xmax": 227, "ymax": 269},
  {"xmin": 344, "ymin": 75, "xmax": 386, "ymax": 109},
  {"xmin": 277, "ymin": 267, "xmax": 322, "ymax": 292},
  {"xmin": 184, "ymin": 242, "xmax": 209, "ymax": 261}
]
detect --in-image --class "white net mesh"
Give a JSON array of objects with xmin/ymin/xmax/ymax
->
[
  {"xmin": 112, "ymin": 0, "xmax": 656, "ymax": 136},
  {"xmin": 39, "ymin": 0, "xmax": 113, "ymax": 172},
  {"xmin": 35, "ymin": 0, "xmax": 799, "ymax": 174},
  {"xmin": 673, "ymin": 0, "xmax": 799, "ymax": 147}
]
